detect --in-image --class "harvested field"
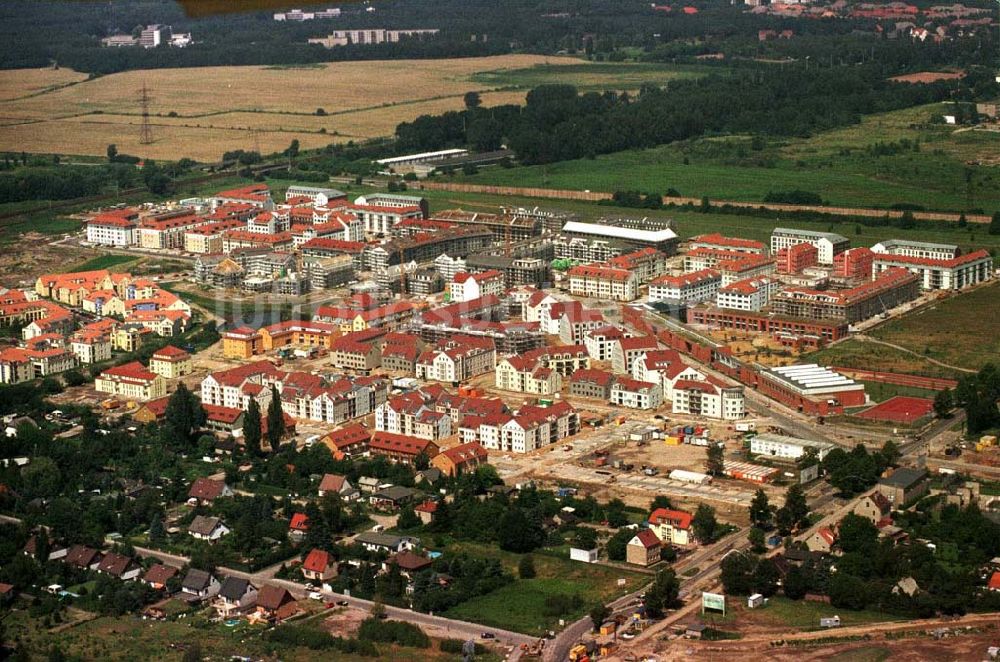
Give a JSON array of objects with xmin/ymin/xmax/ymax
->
[
  {"xmin": 0, "ymin": 66, "xmax": 87, "ymax": 101},
  {"xmin": 889, "ymin": 71, "xmax": 965, "ymax": 84},
  {"xmin": 0, "ymin": 55, "xmax": 565, "ymax": 160}
]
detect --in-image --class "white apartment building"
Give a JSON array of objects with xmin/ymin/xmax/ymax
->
[
  {"xmin": 715, "ymin": 277, "xmax": 780, "ymax": 311},
  {"xmin": 567, "ymin": 265, "xmax": 639, "ymax": 302},
  {"xmin": 86, "ymin": 216, "xmax": 137, "ymax": 246},
  {"xmin": 750, "ymin": 433, "xmax": 835, "ymax": 461},
  {"xmin": 671, "ymin": 377, "xmax": 746, "ymax": 420},
  {"xmin": 609, "ymin": 378, "xmax": 663, "ymax": 410},
  {"xmin": 770, "ymin": 228, "xmax": 849, "ymax": 265},
  {"xmin": 871, "ymin": 250, "xmax": 993, "ymax": 291},
  {"xmin": 449, "ymin": 270, "xmax": 505, "ymax": 303},
  {"xmin": 648, "ymin": 269, "xmax": 721, "ymax": 304},
  {"xmin": 870, "ymin": 239, "xmax": 959, "ymax": 261}
]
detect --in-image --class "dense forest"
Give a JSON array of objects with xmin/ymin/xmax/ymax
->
[
  {"xmin": 395, "ymin": 38, "xmax": 999, "ymax": 164},
  {"xmin": 3, "ymin": 0, "xmax": 994, "ymax": 74}
]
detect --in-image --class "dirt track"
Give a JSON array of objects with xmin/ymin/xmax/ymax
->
[{"xmin": 420, "ymin": 182, "xmax": 991, "ymax": 224}]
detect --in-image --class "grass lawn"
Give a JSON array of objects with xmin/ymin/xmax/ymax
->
[
  {"xmin": 450, "ymin": 102, "xmax": 1000, "ymax": 214},
  {"xmin": 737, "ymin": 596, "xmax": 901, "ymax": 630},
  {"xmin": 470, "ymin": 62, "xmax": 712, "ymax": 92},
  {"xmin": 867, "ymin": 283, "xmax": 1000, "ymax": 373},
  {"xmin": 440, "ymin": 541, "xmax": 647, "ymax": 636},
  {"xmin": 856, "ymin": 380, "xmax": 938, "ymax": 402},
  {"xmin": 69, "ymin": 253, "xmax": 138, "ymax": 272},
  {"xmin": 827, "ymin": 646, "xmax": 893, "ymax": 662},
  {"xmin": 806, "ymin": 339, "xmax": 963, "ymax": 380}
]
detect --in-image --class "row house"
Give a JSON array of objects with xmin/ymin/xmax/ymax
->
[
  {"xmin": 584, "ymin": 325, "xmax": 630, "ymax": 362},
  {"xmin": 320, "ymin": 423, "xmax": 372, "ymax": 460},
  {"xmin": 567, "ymin": 264, "xmax": 639, "ymax": 302},
  {"xmin": 415, "ymin": 336, "xmax": 495, "ymax": 383},
  {"xmin": 610, "ymin": 377, "xmax": 663, "ymax": 410},
  {"xmin": 648, "ymin": 269, "xmax": 722, "ymax": 305},
  {"xmin": 611, "ymin": 335, "xmax": 659, "ymax": 375},
  {"xmin": 375, "ymin": 390, "xmax": 453, "ymax": 441},
  {"xmin": 184, "ymin": 219, "xmax": 245, "ymax": 254},
  {"xmin": 431, "ymin": 441, "xmax": 489, "ymax": 477},
  {"xmin": 494, "ymin": 355, "xmax": 561, "ymax": 395},
  {"xmin": 368, "ymin": 431, "xmax": 440, "ymax": 465},
  {"xmin": 313, "ymin": 301, "xmax": 418, "ymax": 333},
  {"xmin": 200, "ymin": 361, "xmax": 281, "ymax": 410}
]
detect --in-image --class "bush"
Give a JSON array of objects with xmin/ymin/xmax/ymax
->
[
  {"xmin": 763, "ymin": 190, "xmax": 824, "ymax": 205},
  {"xmin": 264, "ymin": 625, "xmax": 378, "ymax": 656},
  {"xmin": 440, "ymin": 639, "xmax": 487, "ymax": 654},
  {"xmin": 62, "ymin": 370, "xmax": 89, "ymax": 387},
  {"xmin": 358, "ymin": 618, "xmax": 431, "ymax": 648}
]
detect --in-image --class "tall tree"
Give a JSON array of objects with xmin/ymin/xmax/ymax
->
[
  {"xmin": 934, "ymin": 388, "xmax": 954, "ymax": 417},
  {"xmin": 776, "ymin": 483, "xmax": 809, "ymax": 534},
  {"xmin": 265, "ymin": 385, "xmax": 285, "ymax": 450},
  {"xmin": 644, "ymin": 568, "xmax": 680, "ymax": 618},
  {"xmin": 463, "ymin": 91, "xmax": 481, "ymax": 109},
  {"xmin": 692, "ymin": 504, "xmax": 719, "ymax": 543},
  {"xmin": 244, "ymin": 398, "xmax": 262, "ymax": 457},
  {"xmin": 749, "ymin": 489, "xmax": 773, "ymax": 530},
  {"xmin": 164, "ymin": 383, "xmax": 201, "ymax": 444},
  {"xmin": 650, "ymin": 495, "xmax": 673, "ymax": 511},
  {"xmin": 705, "ymin": 443, "xmax": 724, "ymax": 476},
  {"xmin": 589, "ymin": 604, "xmax": 611, "ymax": 631},
  {"xmin": 518, "ymin": 554, "xmax": 536, "ymax": 579}
]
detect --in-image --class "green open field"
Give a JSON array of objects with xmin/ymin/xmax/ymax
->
[
  {"xmin": 705, "ymin": 596, "xmax": 901, "ymax": 631},
  {"xmin": 867, "ymin": 282, "xmax": 1000, "ymax": 373},
  {"xmin": 469, "ymin": 62, "xmax": 712, "ymax": 91},
  {"xmin": 440, "ymin": 542, "xmax": 646, "ymax": 636},
  {"xmin": 450, "ymin": 102, "xmax": 1000, "ymax": 214},
  {"xmin": 70, "ymin": 253, "xmax": 138, "ymax": 272},
  {"xmin": 806, "ymin": 339, "xmax": 964, "ymax": 380}
]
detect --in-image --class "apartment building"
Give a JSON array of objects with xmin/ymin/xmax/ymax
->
[
  {"xmin": 95, "ymin": 361, "xmax": 166, "ymax": 401},
  {"xmin": 648, "ymin": 269, "xmax": 722, "ymax": 305},
  {"xmin": 494, "ymin": 355, "xmax": 562, "ymax": 394},
  {"xmin": 609, "ymin": 377, "xmax": 663, "ymax": 410},
  {"xmin": 375, "ymin": 391, "xmax": 453, "ymax": 441},
  {"xmin": 833, "ymin": 247, "xmax": 875, "ymax": 280},
  {"xmin": 775, "ymin": 242, "xmax": 818, "ymax": 274},
  {"xmin": 671, "ymin": 376, "xmax": 746, "ymax": 420},
  {"xmin": 449, "ymin": 270, "xmax": 505, "ymax": 303},
  {"xmin": 871, "ymin": 249, "xmax": 992, "ymax": 291},
  {"xmin": 611, "ymin": 335, "xmax": 659, "ymax": 374},
  {"xmin": 138, "ymin": 213, "xmax": 207, "ymax": 250},
  {"xmin": 716, "ymin": 277, "xmax": 780, "ymax": 312},
  {"xmin": 464, "ymin": 401, "xmax": 579, "ymax": 454},
  {"xmin": 567, "ymin": 264, "xmax": 639, "ymax": 302},
  {"xmin": 770, "ymin": 268, "xmax": 921, "ymax": 323},
  {"xmin": 688, "ymin": 233, "xmax": 767, "ymax": 255},
  {"xmin": 149, "ymin": 345, "xmax": 193, "ymax": 379},
  {"xmin": 569, "ymin": 369, "xmax": 617, "ymax": 400},
  {"xmin": 870, "ymin": 239, "xmax": 959, "ymax": 261},
  {"xmin": 415, "ymin": 336, "xmax": 496, "ymax": 382},
  {"xmin": 308, "ymin": 28, "xmax": 440, "ymax": 48},
  {"xmin": 86, "ymin": 213, "xmax": 138, "ymax": 246},
  {"xmin": 770, "ymin": 228, "xmax": 849, "ymax": 265}
]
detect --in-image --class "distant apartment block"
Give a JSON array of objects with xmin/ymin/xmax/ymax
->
[
  {"xmin": 309, "ymin": 28, "xmax": 440, "ymax": 48},
  {"xmin": 770, "ymin": 228, "xmax": 849, "ymax": 265}
]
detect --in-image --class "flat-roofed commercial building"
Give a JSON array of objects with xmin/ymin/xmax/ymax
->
[
  {"xmin": 750, "ymin": 432, "xmax": 836, "ymax": 461},
  {"xmin": 761, "ymin": 363, "xmax": 866, "ymax": 407},
  {"xmin": 559, "ymin": 218, "xmax": 679, "ymax": 256}
]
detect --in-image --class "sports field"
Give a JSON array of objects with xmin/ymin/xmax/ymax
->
[
  {"xmin": 0, "ymin": 56, "xmax": 570, "ymax": 161},
  {"xmin": 856, "ymin": 396, "xmax": 935, "ymax": 423}
]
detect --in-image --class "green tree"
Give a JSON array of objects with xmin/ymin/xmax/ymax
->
[
  {"xmin": 572, "ymin": 527, "xmax": 599, "ymax": 550},
  {"xmin": 589, "ymin": 603, "xmax": 611, "ymax": 631},
  {"xmin": 880, "ymin": 439, "xmax": 901, "ymax": 467},
  {"xmin": 837, "ymin": 513, "xmax": 878, "ymax": 555},
  {"xmin": 749, "ymin": 527, "xmax": 766, "ymax": 553},
  {"xmin": 518, "ymin": 554, "xmax": 536, "ymax": 579},
  {"xmin": 749, "ymin": 489, "xmax": 773, "ymax": 530},
  {"xmin": 21, "ymin": 457, "xmax": 61, "ymax": 499},
  {"xmin": 989, "ymin": 212, "xmax": 1000, "ymax": 236},
  {"xmin": 285, "ymin": 139, "xmax": 300, "ymax": 158},
  {"xmin": 705, "ymin": 443, "xmax": 724, "ymax": 476},
  {"xmin": 498, "ymin": 508, "xmax": 542, "ymax": 553},
  {"xmin": 244, "ymin": 398, "xmax": 262, "ymax": 457},
  {"xmin": 752, "ymin": 558, "xmax": 780, "ymax": 597},
  {"xmin": 414, "ymin": 450, "xmax": 430, "ymax": 471},
  {"xmin": 783, "ymin": 564, "xmax": 809, "ymax": 599},
  {"xmin": 165, "ymin": 383, "xmax": 202, "ymax": 444},
  {"xmin": 720, "ymin": 551, "xmax": 757, "ymax": 595},
  {"xmin": 934, "ymin": 388, "xmax": 954, "ymax": 417},
  {"xmin": 650, "ymin": 495, "xmax": 673, "ymax": 511},
  {"xmin": 463, "ymin": 91, "xmax": 481, "ymax": 109},
  {"xmin": 644, "ymin": 568, "xmax": 680, "ymax": 618},
  {"xmin": 107, "ymin": 144, "xmax": 118, "ymax": 162},
  {"xmin": 397, "ymin": 505, "xmax": 421, "ymax": 530},
  {"xmin": 605, "ymin": 529, "xmax": 632, "ymax": 561},
  {"xmin": 776, "ymin": 483, "xmax": 809, "ymax": 535},
  {"xmin": 692, "ymin": 504, "xmax": 718, "ymax": 543},
  {"xmin": 265, "ymin": 385, "xmax": 285, "ymax": 450},
  {"xmin": 604, "ymin": 498, "xmax": 628, "ymax": 528},
  {"xmin": 149, "ymin": 516, "xmax": 165, "ymax": 543}
]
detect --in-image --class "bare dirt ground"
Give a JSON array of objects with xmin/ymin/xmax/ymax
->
[{"xmin": 0, "ymin": 234, "xmax": 87, "ymax": 285}]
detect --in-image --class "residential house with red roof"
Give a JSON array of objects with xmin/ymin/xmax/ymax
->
[
  {"xmin": 648, "ymin": 508, "xmax": 693, "ymax": 546},
  {"xmin": 320, "ymin": 424, "xmax": 371, "ymax": 460},
  {"xmin": 648, "ymin": 269, "xmax": 722, "ymax": 305},
  {"xmin": 95, "ymin": 361, "xmax": 166, "ymax": 401},
  {"xmin": 288, "ymin": 513, "xmax": 309, "ymax": 540},
  {"xmin": 302, "ymin": 549, "xmax": 338, "ymax": 583},
  {"xmin": 431, "ymin": 441, "xmax": 489, "ymax": 477},
  {"xmin": 143, "ymin": 563, "xmax": 179, "ymax": 590},
  {"xmin": 449, "ymin": 270, "xmax": 505, "ymax": 303},
  {"xmin": 494, "ymin": 354, "xmax": 561, "ymax": 394},
  {"xmin": 254, "ymin": 585, "xmax": 298, "ymax": 622},
  {"xmin": 805, "ymin": 526, "xmax": 837, "ymax": 553},
  {"xmin": 188, "ymin": 478, "xmax": 234, "ymax": 505},
  {"xmin": 375, "ymin": 390, "xmax": 453, "ymax": 440},
  {"xmin": 415, "ymin": 335, "xmax": 495, "ymax": 383},
  {"xmin": 611, "ymin": 335, "xmax": 660, "ymax": 375},
  {"xmin": 569, "ymin": 368, "xmax": 617, "ymax": 400},
  {"xmin": 318, "ymin": 473, "xmax": 359, "ymax": 500},
  {"xmin": 368, "ymin": 432, "xmax": 439, "ymax": 465}
]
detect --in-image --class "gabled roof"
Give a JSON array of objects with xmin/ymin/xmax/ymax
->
[
  {"xmin": 391, "ymin": 551, "xmax": 433, "ymax": 571},
  {"xmin": 319, "ymin": 474, "xmax": 347, "ymax": 493},
  {"xmin": 219, "ymin": 576, "xmax": 253, "ymax": 601},
  {"xmin": 437, "ymin": 442, "xmax": 488, "ymax": 466},
  {"xmin": 182, "ymin": 568, "xmax": 214, "ymax": 591},
  {"xmin": 289, "ymin": 513, "xmax": 309, "ymax": 531},
  {"xmin": 370, "ymin": 432, "xmax": 436, "ymax": 457},
  {"xmin": 188, "ymin": 515, "xmax": 225, "ymax": 536},
  {"xmin": 649, "ymin": 508, "xmax": 693, "ymax": 530},
  {"xmin": 631, "ymin": 529, "xmax": 662, "ymax": 549},
  {"xmin": 303, "ymin": 548, "xmax": 333, "ymax": 573},
  {"xmin": 97, "ymin": 552, "xmax": 135, "ymax": 577},
  {"xmin": 143, "ymin": 563, "xmax": 179, "ymax": 586},
  {"xmin": 256, "ymin": 585, "xmax": 295, "ymax": 611},
  {"xmin": 188, "ymin": 478, "xmax": 228, "ymax": 501}
]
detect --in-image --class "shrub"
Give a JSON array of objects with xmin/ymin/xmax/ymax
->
[{"xmin": 357, "ymin": 618, "xmax": 430, "ymax": 648}]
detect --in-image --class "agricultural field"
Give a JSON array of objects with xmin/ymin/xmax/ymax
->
[
  {"xmin": 452, "ymin": 102, "xmax": 1000, "ymax": 213},
  {"xmin": 469, "ymin": 61, "xmax": 712, "ymax": 91},
  {"xmin": 0, "ymin": 55, "xmax": 617, "ymax": 162},
  {"xmin": 866, "ymin": 282, "xmax": 1000, "ymax": 373}
]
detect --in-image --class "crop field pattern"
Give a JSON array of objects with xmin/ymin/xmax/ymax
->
[{"xmin": 0, "ymin": 55, "xmax": 586, "ymax": 161}]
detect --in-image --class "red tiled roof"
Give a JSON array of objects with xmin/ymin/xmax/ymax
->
[
  {"xmin": 568, "ymin": 264, "xmax": 634, "ymax": 281},
  {"xmin": 100, "ymin": 361, "xmax": 158, "ymax": 383},
  {"xmin": 318, "ymin": 474, "xmax": 347, "ymax": 493},
  {"xmin": 303, "ymin": 548, "xmax": 332, "ymax": 573},
  {"xmin": 649, "ymin": 508, "xmax": 693, "ymax": 530},
  {"xmin": 289, "ymin": 513, "xmax": 309, "ymax": 531},
  {"xmin": 322, "ymin": 424, "xmax": 371, "ymax": 450},
  {"xmin": 188, "ymin": 477, "xmax": 228, "ymax": 501},
  {"xmin": 690, "ymin": 233, "xmax": 765, "ymax": 250},
  {"xmin": 370, "ymin": 431, "xmax": 436, "ymax": 457},
  {"xmin": 151, "ymin": 345, "xmax": 190, "ymax": 361},
  {"xmin": 651, "ymin": 269, "xmax": 720, "ymax": 288},
  {"xmin": 631, "ymin": 529, "xmax": 662, "ymax": 549},
  {"xmin": 437, "ymin": 441, "xmax": 488, "ymax": 466},
  {"xmin": 873, "ymin": 249, "xmax": 991, "ymax": 268},
  {"xmin": 570, "ymin": 369, "xmax": 616, "ymax": 387}
]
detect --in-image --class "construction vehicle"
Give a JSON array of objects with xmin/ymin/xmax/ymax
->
[
  {"xmin": 568, "ymin": 643, "xmax": 588, "ymax": 661},
  {"xmin": 520, "ymin": 638, "xmax": 546, "ymax": 657}
]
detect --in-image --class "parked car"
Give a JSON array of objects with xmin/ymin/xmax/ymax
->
[
  {"xmin": 481, "ymin": 632, "xmax": 495, "ymax": 639},
  {"xmin": 308, "ymin": 591, "xmax": 323, "ymax": 601}
]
